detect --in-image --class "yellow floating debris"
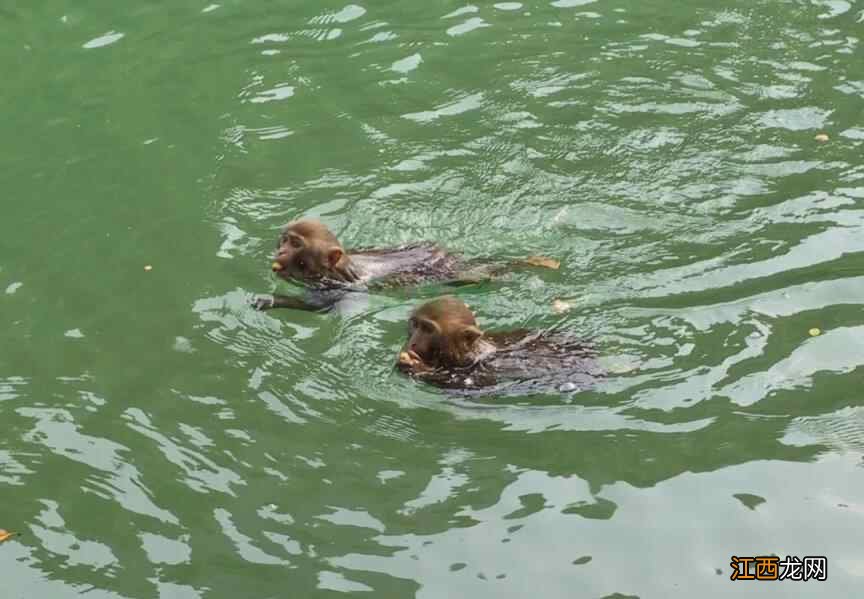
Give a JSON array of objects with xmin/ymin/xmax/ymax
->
[
  {"xmin": 0, "ymin": 529, "xmax": 16, "ymax": 543},
  {"xmin": 814, "ymin": 133, "xmax": 829, "ymax": 143},
  {"xmin": 144, "ymin": 265, "xmax": 153, "ymax": 272},
  {"xmin": 809, "ymin": 328, "xmax": 821, "ymax": 337}
]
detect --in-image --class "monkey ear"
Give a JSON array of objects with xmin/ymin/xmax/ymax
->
[
  {"xmin": 327, "ymin": 247, "xmax": 344, "ymax": 268},
  {"xmin": 461, "ymin": 325, "xmax": 483, "ymax": 344},
  {"xmin": 288, "ymin": 232, "xmax": 305, "ymax": 248}
]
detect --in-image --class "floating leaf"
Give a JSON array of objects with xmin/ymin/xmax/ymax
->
[
  {"xmin": 0, "ymin": 529, "xmax": 16, "ymax": 543},
  {"xmin": 523, "ymin": 255, "xmax": 560, "ymax": 270}
]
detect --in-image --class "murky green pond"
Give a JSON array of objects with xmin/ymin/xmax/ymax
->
[{"xmin": 2, "ymin": 0, "xmax": 863, "ymax": 597}]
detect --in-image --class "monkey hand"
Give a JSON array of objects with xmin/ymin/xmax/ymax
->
[
  {"xmin": 398, "ymin": 350, "xmax": 433, "ymax": 374},
  {"xmin": 251, "ymin": 296, "xmax": 275, "ymax": 311}
]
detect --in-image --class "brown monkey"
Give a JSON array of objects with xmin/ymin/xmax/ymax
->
[
  {"xmin": 253, "ymin": 220, "xmax": 556, "ymax": 311},
  {"xmin": 268, "ymin": 220, "xmax": 362, "ymax": 285},
  {"xmin": 397, "ymin": 296, "xmax": 602, "ymax": 393}
]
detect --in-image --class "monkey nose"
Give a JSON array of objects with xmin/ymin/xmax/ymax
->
[{"xmin": 271, "ymin": 261, "xmax": 284, "ymax": 272}]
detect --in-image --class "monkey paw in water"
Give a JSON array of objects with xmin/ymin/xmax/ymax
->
[{"xmin": 251, "ymin": 296, "xmax": 275, "ymax": 311}]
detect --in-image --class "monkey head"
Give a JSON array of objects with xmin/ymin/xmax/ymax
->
[
  {"xmin": 398, "ymin": 296, "xmax": 485, "ymax": 372},
  {"xmin": 271, "ymin": 220, "xmax": 355, "ymax": 285}
]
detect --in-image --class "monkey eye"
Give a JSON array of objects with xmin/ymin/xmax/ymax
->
[
  {"xmin": 419, "ymin": 321, "xmax": 435, "ymax": 335},
  {"xmin": 290, "ymin": 238, "xmax": 302, "ymax": 249}
]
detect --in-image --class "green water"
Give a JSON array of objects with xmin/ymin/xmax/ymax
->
[{"xmin": 2, "ymin": 0, "xmax": 863, "ymax": 596}]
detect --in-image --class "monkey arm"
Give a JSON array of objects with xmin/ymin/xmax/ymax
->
[{"xmin": 252, "ymin": 285, "xmax": 360, "ymax": 312}]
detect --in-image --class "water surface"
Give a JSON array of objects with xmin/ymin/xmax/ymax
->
[{"xmin": 2, "ymin": 0, "xmax": 863, "ymax": 597}]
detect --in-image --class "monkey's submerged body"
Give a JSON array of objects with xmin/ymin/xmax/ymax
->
[
  {"xmin": 401, "ymin": 330, "xmax": 602, "ymax": 394},
  {"xmin": 347, "ymin": 243, "xmax": 469, "ymax": 288},
  {"xmin": 397, "ymin": 297, "xmax": 603, "ymax": 395}
]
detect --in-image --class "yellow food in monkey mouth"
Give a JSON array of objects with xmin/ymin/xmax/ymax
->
[{"xmin": 272, "ymin": 262, "xmax": 284, "ymax": 271}]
